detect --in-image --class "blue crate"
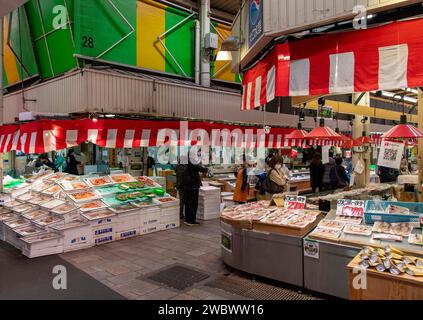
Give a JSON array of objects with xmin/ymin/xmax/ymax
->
[{"xmin": 364, "ymin": 200, "xmax": 423, "ymax": 224}]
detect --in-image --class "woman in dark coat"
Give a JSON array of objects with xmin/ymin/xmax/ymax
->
[{"xmin": 309, "ymin": 153, "xmax": 324, "ymax": 193}]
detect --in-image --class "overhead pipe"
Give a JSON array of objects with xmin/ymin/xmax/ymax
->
[
  {"xmin": 200, "ymin": 0, "xmax": 211, "ymax": 87},
  {"xmin": 195, "ymin": 19, "xmax": 200, "ymax": 84}
]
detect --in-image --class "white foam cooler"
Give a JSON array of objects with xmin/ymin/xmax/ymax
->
[
  {"xmin": 198, "ymin": 186, "xmax": 221, "ymax": 220},
  {"xmin": 114, "ymin": 208, "xmax": 141, "ymax": 241},
  {"xmin": 21, "ymin": 232, "xmax": 64, "ymax": 258},
  {"xmin": 81, "ymin": 209, "xmax": 117, "ymax": 246},
  {"xmin": 52, "ymin": 220, "xmax": 94, "ymax": 252}
]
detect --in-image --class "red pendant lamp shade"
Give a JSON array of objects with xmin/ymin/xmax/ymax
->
[
  {"xmin": 382, "ymin": 115, "xmax": 423, "ymax": 139},
  {"xmin": 286, "ymin": 129, "xmax": 308, "ymax": 140},
  {"xmin": 305, "ymin": 126, "xmax": 347, "ymax": 141}
]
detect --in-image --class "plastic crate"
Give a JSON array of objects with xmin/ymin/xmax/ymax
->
[{"xmin": 364, "ymin": 200, "xmax": 423, "ymax": 224}]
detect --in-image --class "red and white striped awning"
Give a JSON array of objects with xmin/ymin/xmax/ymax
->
[
  {"xmin": 242, "ymin": 17, "xmax": 423, "ymax": 110},
  {"xmin": 0, "ymin": 119, "xmax": 295, "ymax": 154}
]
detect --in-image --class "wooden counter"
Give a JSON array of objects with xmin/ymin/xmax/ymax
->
[{"xmin": 347, "ymin": 254, "xmax": 423, "ymax": 300}]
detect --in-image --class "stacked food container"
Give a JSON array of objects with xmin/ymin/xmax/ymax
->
[
  {"xmin": 197, "ymin": 186, "xmax": 221, "ymax": 220},
  {"xmin": 0, "ymin": 171, "xmax": 180, "ymax": 258}
]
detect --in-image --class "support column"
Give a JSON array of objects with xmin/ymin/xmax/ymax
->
[
  {"xmin": 0, "ymin": 18, "xmax": 4, "ymax": 192},
  {"xmin": 199, "ymin": 0, "xmax": 210, "ymax": 87},
  {"xmin": 418, "ymin": 89, "xmax": 423, "ymax": 202},
  {"xmin": 352, "ymin": 92, "xmax": 371, "ymax": 188}
]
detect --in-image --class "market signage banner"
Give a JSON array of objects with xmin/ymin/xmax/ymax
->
[
  {"xmin": 336, "ymin": 199, "xmax": 365, "ymax": 217},
  {"xmin": 248, "ymin": 0, "xmax": 263, "ymax": 47},
  {"xmin": 0, "ymin": 119, "xmax": 294, "ymax": 154},
  {"xmin": 377, "ymin": 140, "xmax": 405, "ymax": 170},
  {"xmin": 284, "ymin": 195, "xmax": 306, "ymax": 210},
  {"xmin": 242, "ymin": 17, "xmax": 423, "ymax": 110}
]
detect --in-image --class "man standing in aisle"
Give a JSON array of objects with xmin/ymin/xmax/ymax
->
[{"xmin": 178, "ymin": 159, "xmax": 208, "ymax": 226}]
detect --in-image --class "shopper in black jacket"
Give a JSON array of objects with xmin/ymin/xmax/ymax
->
[
  {"xmin": 66, "ymin": 149, "xmax": 81, "ymax": 175},
  {"xmin": 176, "ymin": 161, "xmax": 208, "ymax": 226},
  {"xmin": 309, "ymin": 153, "xmax": 324, "ymax": 193}
]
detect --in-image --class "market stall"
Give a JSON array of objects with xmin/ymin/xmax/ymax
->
[{"xmin": 0, "ymin": 170, "xmax": 179, "ymax": 258}]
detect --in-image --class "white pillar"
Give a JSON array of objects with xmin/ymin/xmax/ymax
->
[
  {"xmin": 194, "ymin": 19, "xmax": 200, "ymax": 85},
  {"xmin": 199, "ymin": 0, "xmax": 210, "ymax": 87}
]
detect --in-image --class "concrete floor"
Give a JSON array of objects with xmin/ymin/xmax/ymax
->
[{"xmin": 1, "ymin": 219, "xmax": 320, "ymax": 300}]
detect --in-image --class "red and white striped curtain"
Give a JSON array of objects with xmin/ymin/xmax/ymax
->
[
  {"xmin": 242, "ymin": 18, "xmax": 423, "ymax": 110},
  {"xmin": 0, "ymin": 119, "xmax": 295, "ymax": 154}
]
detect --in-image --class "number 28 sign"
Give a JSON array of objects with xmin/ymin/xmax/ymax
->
[{"xmin": 285, "ymin": 196, "xmax": 306, "ymax": 210}]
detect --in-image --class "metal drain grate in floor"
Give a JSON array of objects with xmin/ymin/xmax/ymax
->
[
  {"xmin": 143, "ymin": 265, "xmax": 210, "ymax": 291},
  {"xmin": 205, "ymin": 275, "xmax": 321, "ymax": 300}
]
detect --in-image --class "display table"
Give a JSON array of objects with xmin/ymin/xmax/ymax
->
[
  {"xmin": 347, "ymin": 255, "xmax": 423, "ymax": 300},
  {"xmin": 288, "ymin": 179, "xmax": 311, "ymax": 194},
  {"xmin": 305, "ymin": 211, "xmax": 423, "ymax": 299},
  {"xmin": 221, "ymin": 221, "xmax": 305, "ymax": 287}
]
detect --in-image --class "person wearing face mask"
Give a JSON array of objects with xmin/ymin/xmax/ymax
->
[
  {"xmin": 233, "ymin": 157, "xmax": 252, "ymax": 204},
  {"xmin": 263, "ymin": 156, "xmax": 288, "ymax": 199}
]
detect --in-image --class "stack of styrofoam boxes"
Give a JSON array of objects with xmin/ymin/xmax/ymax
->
[
  {"xmin": 3, "ymin": 217, "xmax": 31, "ymax": 250},
  {"xmin": 0, "ymin": 210, "xmax": 17, "ymax": 241},
  {"xmin": 81, "ymin": 210, "xmax": 118, "ymax": 246},
  {"xmin": 114, "ymin": 207, "xmax": 141, "ymax": 241},
  {"xmin": 197, "ymin": 186, "xmax": 221, "ymax": 220},
  {"xmin": 139, "ymin": 204, "xmax": 162, "ymax": 235},
  {"xmin": 21, "ymin": 232, "xmax": 64, "ymax": 258},
  {"xmin": 221, "ymin": 192, "xmax": 234, "ymax": 210},
  {"xmin": 157, "ymin": 198, "xmax": 180, "ymax": 231},
  {"xmin": 51, "ymin": 220, "xmax": 93, "ymax": 252}
]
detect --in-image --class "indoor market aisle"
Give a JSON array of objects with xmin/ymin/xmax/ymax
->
[
  {"xmin": 59, "ymin": 220, "xmax": 321, "ymax": 300},
  {"xmin": 0, "ymin": 219, "xmax": 321, "ymax": 300}
]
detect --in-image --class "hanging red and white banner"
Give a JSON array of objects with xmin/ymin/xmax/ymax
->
[
  {"xmin": 0, "ymin": 119, "xmax": 294, "ymax": 154},
  {"xmin": 242, "ymin": 18, "xmax": 423, "ymax": 109}
]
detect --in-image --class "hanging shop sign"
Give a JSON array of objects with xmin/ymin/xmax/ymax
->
[
  {"xmin": 336, "ymin": 199, "xmax": 365, "ymax": 218},
  {"xmin": 248, "ymin": 0, "xmax": 263, "ymax": 47},
  {"xmin": 303, "ymin": 239, "xmax": 319, "ymax": 260},
  {"xmin": 377, "ymin": 140, "xmax": 405, "ymax": 170},
  {"xmin": 317, "ymin": 106, "xmax": 333, "ymax": 120},
  {"xmin": 284, "ymin": 195, "xmax": 306, "ymax": 210},
  {"xmin": 242, "ymin": 17, "xmax": 423, "ymax": 110}
]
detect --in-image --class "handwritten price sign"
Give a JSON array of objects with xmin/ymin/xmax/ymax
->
[
  {"xmin": 336, "ymin": 199, "xmax": 365, "ymax": 217},
  {"xmin": 285, "ymin": 196, "xmax": 306, "ymax": 210}
]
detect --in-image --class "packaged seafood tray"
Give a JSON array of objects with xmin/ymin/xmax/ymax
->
[
  {"xmin": 40, "ymin": 198, "xmax": 66, "ymax": 210},
  {"xmin": 27, "ymin": 195, "xmax": 52, "ymax": 205},
  {"xmin": 108, "ymin": 203, "xmax": 139, "ymax": 214},
  {"xmin": 45, "ymin": 172, "xmax": 68, "ymax": 182},
  {"xmin": 41, "ymin": 184, "xmax": 63, "ymax": 196},
  {"xmin": 59, "ymin": 175, "xmax": 79, "ymax": 182},
  {"xmin": 78, "ymin": 200, "xmax": 109, "ymax": 212},
  {"xmin": 153, "ymin": 196, "xmax": 179, "ymax": 208},
  {"xmin": 26, "ymin": 170, "xmax": 55, "ymax": 183},
  {"xmin": 3, "ymin": 217, "xmax": 31, "ymax": 230},
  {"xmin": 364, "ymin": 201, "xmax": 423, "ymax": 224},
  {"xmin": 51, "ymin": 220, "xmax": 93, "ymax": 252},
  {"xmin": 50, "ymin": 202, "xmax": 80, "ymax": 223},
  {"xmin": 33, "ymin": 214, "xmax": 64, "ymax": 230},
  {"xmin": 21, "ymin": 232, "xmax": 64, "ymax": 258},
  {"xmin": 81, "ymin": 209, "xmax": 117, "ymax": 227},
  {"xmin": 372, "ymin": 222, "xmax": 414, "ymax": 237},
  {"xmin": 14, "ymin": 224, "xmax": 45, "ymax": 238},
  {"xmin": 137, "ymin": 176, "xmax": 160, "ymax": 187},
  {"xmin": 343, "ymin": 224, "xmax": 373, "ymax": 236},
  {"xmin": 66, "ymin": 190, "xmax": 102, "ymax": 203},
  {"xmin": 3, "ymin": 200, "xmax": 22, "ymax": 209},
  {"xmin": 59, "ymin": 180, "xmax": 90, "ymax": 191},
  {"xmin": 31, "ymin": 182, "xmax": 55, "ymax": 193},
  {"xmin": 109, "ymin": 174, "xmax": 136, "ymax": 184},
  {"xmin": 317, "ymin": 219, "xmax": 346, "ymax": 231},
  {"xmin": 12, "ymin": 203, "xmax": 37, "ymax": 214},
  {"xmin": 0, "ymin": 212, "xmax": 18, "ymax": 241},
  {"xmin": 22, "ymin": 209, "xmax": 50, "ymax": 221},
  {"xmin": 309, "ymin": 226, "xmax": 342, "ymax": 240},
  {"xmin": 16, "ymin": 192, "xmax": 35, "ymax": 202},
  {"xmin": 95, "ymin": 185, "xmax": 123, "ymax": 196},
  {"xmin": 408, "ymin": 233, "xmax": 423, "ymax": 246},
  {"xmin": 85, "ymin": 176, "xmax": 115, "ymax": 188}
]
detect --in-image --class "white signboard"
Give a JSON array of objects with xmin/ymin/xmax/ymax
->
[
  {"xmin": 377, "ymin": 141, "xmax": 405, "ymax": 170},
  {"xmin": 322, "ymin": 146, "xmax": 330, "ymax": 164},
  {"xmin": 304, "ymin": 240, "xmax": 319, "ymax": 260}
]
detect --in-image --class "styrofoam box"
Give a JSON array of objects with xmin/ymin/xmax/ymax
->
[
  {"xmin": 115, "ymin": 210, "xmax": 141, "ymax": 233},
  {"xmin": 115, "ymin": 228, "xmax": 139, "ymax": 241},
  {"xmin": 159, "ymin": 220, "xmax": 180, "ymax": 231},
  {"xmin": 94, "ymin": 234, "xmax": 114, "ymax": 245},
  {"xmin": 139, "ymin": 210, "xmax": 161, "ymax": 228},
  {"xmin": 198, "ymin": 212, "xmax": 221, "ymax": 221},
  {"xmin": 6, "ymin": 228, "xmax": 24, "ymax": 250},
  {"xmin": 52, "ymin": 209, "xmax": 80, "ymax": 224},
  {"xmin": 139, "ymin": 224, "xmax": 160, "ymax": 236},
  {"xmin": 21, "ymin": 232, "xmax": 64, "ymax": 258},
  {"xmin": 51, "ymin": 220, "xmax": 94, "ymax": 252}
]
